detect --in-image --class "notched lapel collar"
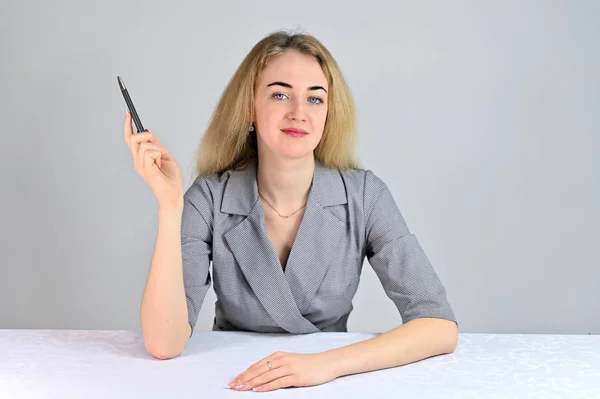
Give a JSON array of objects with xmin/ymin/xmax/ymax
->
[
  {"xmin": 223, "ymin": 199, "xmax": 321, "ymax": 333},
  {"xmin": 283, "ymin": 160, "xmax": 348, "ymax": 314},
  {"xmin": 220, "ymin": 161, "xmax": 258, "ymax": 216},
  {"xmin": 221, "ymin": 159, "xmax": 349, "ymax": 333}
]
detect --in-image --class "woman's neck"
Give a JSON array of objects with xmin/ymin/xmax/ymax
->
[{"xmin": 256, "ymin": 155, "xmax": 314, "ymax": 212}]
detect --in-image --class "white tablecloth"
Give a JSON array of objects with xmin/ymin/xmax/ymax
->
[{"xmin": 1, "ymin": 329, "xmax": 599, "ymax": 398}]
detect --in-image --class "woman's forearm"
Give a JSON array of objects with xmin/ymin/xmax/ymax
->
[
  {"xmin": 325, "ymin": 318, "xmax": 458, "ymax": 377},
  {"xmin": 140, "ymin": 206, "xmax": 190, "ymax": 359}
]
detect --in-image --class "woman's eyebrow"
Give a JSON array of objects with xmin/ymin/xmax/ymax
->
[{"xmin": 266, "ymin": 81, "xmax": 327, "ymax": 93}]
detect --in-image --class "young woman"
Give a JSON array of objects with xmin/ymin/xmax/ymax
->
[{"xmin": 126, "ymin": 30, "xmax": 458, "ymax": 392}]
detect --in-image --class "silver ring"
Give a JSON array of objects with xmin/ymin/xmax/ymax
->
[{"xmin": 267, "ymin": 360, "xmax": 273, "ymax": 371}]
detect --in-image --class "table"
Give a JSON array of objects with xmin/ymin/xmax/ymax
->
[{"xmin": 1, "ymin": 329, "xmax": 599, "ymax": 398}]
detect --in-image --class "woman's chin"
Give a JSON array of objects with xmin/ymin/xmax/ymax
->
[
  {"xmin": 258, "ymin": 141, "xmax": 317, "ymax": 161},
  {"xmin": 278, "ymin": 147, "xmax": 315, "ymax": 160}
]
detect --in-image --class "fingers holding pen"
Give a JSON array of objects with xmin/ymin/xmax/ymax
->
[
  {"xmin": 120, "ymin": 107, "xmax": 184, "ymax": 209},
  {"xmin": 131, "ymin": 134, "xmax": 167, "ymax": 172},
  {"xmin": 123, "ymin": 110, "xmax": 169, "ymax": 171},
  {"xmin": 138, "ymin": 141, "xmax": 163, "ymax": 172}
]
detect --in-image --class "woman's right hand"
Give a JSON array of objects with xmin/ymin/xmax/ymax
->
[{"xmin": 123, "ymin": 111, "xmax": 184, "ymax": 210}]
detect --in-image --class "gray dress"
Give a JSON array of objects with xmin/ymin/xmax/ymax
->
[{"xmin": 181, "ymin": 159, "xmax": 457, "ymax": 334}]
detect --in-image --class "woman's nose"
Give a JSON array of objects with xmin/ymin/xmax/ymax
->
[{"xmin": 287, "ymin": 100, "xmax": 307, "ymax": 121}]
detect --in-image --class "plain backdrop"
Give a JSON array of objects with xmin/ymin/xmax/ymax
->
[{"xmin": 1, "ymin": 0, "xmax": 598, "ymax": 334}]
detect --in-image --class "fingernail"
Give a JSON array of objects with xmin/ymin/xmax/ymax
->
[{"xmin": 235, "ymin": 384, "xmax": 244, "ymax": 390}]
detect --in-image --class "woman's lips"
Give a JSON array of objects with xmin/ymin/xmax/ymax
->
[{"xmin": 281, "ymin": 128, "xmax": 308, "ymax": 138}]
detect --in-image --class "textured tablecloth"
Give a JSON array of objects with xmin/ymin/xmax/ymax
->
[{"xmin": 1, "ymin": 329, "xmax": 599, "ymax": 398}]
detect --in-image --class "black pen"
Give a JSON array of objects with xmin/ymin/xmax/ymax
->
[{"xmin": 117, "ymin": 76, "xmax": 146, "ymax": 133}]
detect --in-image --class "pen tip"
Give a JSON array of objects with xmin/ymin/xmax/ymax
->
[{"xmin": 117, "ymin": 76, "xmax": 125, "ymax": 90}]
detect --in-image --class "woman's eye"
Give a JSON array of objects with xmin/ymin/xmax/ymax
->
[{"xmin": 272, "ymin": 93, "xmax": 324, "ymax": 104}]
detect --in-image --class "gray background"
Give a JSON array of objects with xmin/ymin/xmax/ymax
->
[{"xmin": 1, "ymin": 1, "xmax": 598, "ymax": 335}]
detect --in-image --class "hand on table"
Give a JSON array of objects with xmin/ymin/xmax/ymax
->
[{"xmin": 227, "ymin": 351, "xmax": 338, "ymax": 392}]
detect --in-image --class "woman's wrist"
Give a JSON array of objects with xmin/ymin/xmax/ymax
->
[{"xmin": 158, "ymin": 200, "xmax": 184, "ymax": 218}]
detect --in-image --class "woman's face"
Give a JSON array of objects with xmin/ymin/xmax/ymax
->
[{"xmin": 253, "ymin": 50, "xmax": 329, "ymax": 161}]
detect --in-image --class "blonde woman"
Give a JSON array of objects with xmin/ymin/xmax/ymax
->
[{"xmin": 125, "ymin": 30, "xmax": 458, "ymax": 392}]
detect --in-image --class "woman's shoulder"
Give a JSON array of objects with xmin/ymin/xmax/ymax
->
[
  {"xmin": 183, "ymin": 169, "xmax": 231, "ymax": 209},
  {"xmin": 184, "ymin": 161, "xmax": 258, "ymax": 210},
  {"xmin": 189, "ymin": 169, "xmax": 231, "ymax": 190},
  {"xmin": 336, "ymin": 164, "xmax": 390, "ymax": 201},
  {"xmin": 334, "ymin": 165, "xmax": 404, "ymax": 230}
]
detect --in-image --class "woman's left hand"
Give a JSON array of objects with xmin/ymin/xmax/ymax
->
[{"xmin": 227, "ymin": 351, "xmax": 338, "ymax": 392}]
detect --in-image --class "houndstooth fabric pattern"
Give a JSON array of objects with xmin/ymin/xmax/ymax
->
[{"xmin": 181, "ymin": 158, "xmax": 457, "ymax": 335}]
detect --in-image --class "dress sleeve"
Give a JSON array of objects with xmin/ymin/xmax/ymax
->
[
  {"xmin": 364, "ymin": 171, "xmax": 457, "ymax": 326},
  {"xmin": 180, "ymin": 176, "xmax": 214, "ymax": 336}
]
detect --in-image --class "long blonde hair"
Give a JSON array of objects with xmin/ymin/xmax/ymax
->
[{"xmin": 195, "ymin": 30, "xmax": 361, "ymax": 177}]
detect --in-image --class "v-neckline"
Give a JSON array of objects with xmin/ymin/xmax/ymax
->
[
  {"xmin": 220, "ymin": 159, "xmax": 348, "ymax": 333},
  {"xmin": 257, "ymin": 189, "xmax": 313, "ymax": 278}
]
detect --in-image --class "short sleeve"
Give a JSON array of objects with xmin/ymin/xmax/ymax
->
[
  {"xmin": 181, "ymin": 176, "xmax": 214, "ymax": 336},
  {"xmin": 364, "ymin": 171, "xmax": 457, "ymax": 326}
]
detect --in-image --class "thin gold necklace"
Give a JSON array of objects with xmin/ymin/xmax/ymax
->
[{"xmin": 257, "ymin": 184, "xmax": 311, "ymax": 219}]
